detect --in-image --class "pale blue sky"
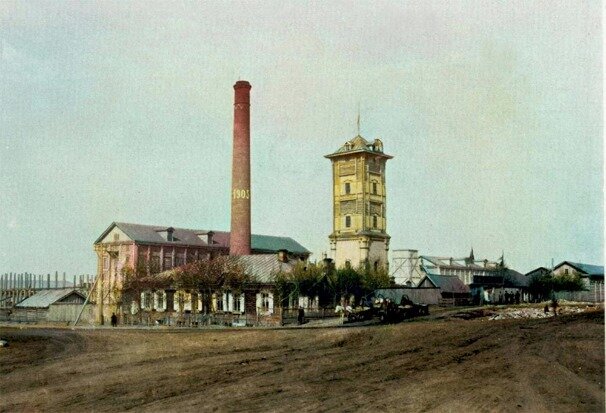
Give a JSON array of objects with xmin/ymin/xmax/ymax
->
[{"xmin": 0, "ymin": 1, "xmax": 602, "ymax": 275}]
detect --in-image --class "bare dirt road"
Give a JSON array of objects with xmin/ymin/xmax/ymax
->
[{"xmin": 1, "ymin": 310, "xmax": 603, "ymax": 412}]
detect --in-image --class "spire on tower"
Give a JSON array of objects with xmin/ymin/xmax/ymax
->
[{"xmin": 356, "ymin": 102, "xmax": 360, "ymax": 135}]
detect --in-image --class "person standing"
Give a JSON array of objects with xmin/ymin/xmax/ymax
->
[{"xmin": 111, "ymin": 312, "xmax": 118, "ymax": 327}]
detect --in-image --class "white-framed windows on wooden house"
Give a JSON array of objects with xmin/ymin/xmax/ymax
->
[
  {"xmin": 141, "ymin": 291, "xmax": 153, "ymax": 310},
  {"xmin": 233, "ymin": 294, "xmax": 244, "ymax": 313},
  {"xmin": 216, "ymin": 293, "xmax": 224, "ymax": 312},
  {"xmin": 103, "ymin": 255, "xmax": 110, "ymax": 273},
  {"xmin": 223, "ymin": 291, "xmax": 233, "ymax": 312},
  {"xmin": 156, "ymin": 291, "xmax": 165, "ymax": 311},
  {"xmin": 256, "ymin": 291, "xmax": 273, "ymax": 315}
]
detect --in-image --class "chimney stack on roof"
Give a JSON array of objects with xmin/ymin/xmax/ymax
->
[{"xmin": 230, "ymin": 80, "xmax": 252, "ymax": 255}]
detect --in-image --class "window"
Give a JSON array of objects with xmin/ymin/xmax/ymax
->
[
  {"xmin": 344, "ymin": 182, "xmax": 351, "ymax": 194},
  {"xmin": 103, "ymin": 255, "xmax": 109, "ymax": 272},
  {"xmin": 374, "ymin": 261, "xmax": 379, "ymax": 271},
  {"xmin": 150, "ymin": 256, "xmax": 161, "ymax": 274},
  {"xmin": 372, "ymin": 215, "xmax": 378, "ymax": 228},
  {"xmin": 564, "ymin": 268, "xmax": 569, "ymax": 275},
  {"xmin": 372, "ymin": 182, "xmax": 377, "ymax": 194},
  {"xmin": 345, "ymin": 260, "xmax": 351, "ymax": 269},
  {"xmin": 345, "ymin": 216, "xmax": 351, "ymax": 228},
  {"xmin": 113, "ymin": 233, "xmax": 119, "ymax": 242},
  {"xmin": 234, "ymin": 294, "xmax": 243, "ymax": 313},
  {"xmin": 142, "ymin": 291, "xmax": 152, "ymax": 309},
  {"xmin": 224, "ymin": 291, "xmax": 232, "ymax": 312},
  {"xmin": 163, "ymin": 255, "xmax": 172, "ymax": 270},
  {"xmin": 261, "ymin": 293, "xmax": 270, "ymax": 311},
  {"xmin": 216, "ymin": 294, "xmax": 223, "ymax": 312},
  {"xmin": 156, "ymin": 291, "xmax": 164, "ymax": 310}
]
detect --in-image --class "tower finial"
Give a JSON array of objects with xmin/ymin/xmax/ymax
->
[{"xmin": 356, "ymin": 102, "xmax": 360, "ymax": 136}]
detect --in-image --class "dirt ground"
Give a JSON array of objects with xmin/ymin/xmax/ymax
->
[{"xmin": 1, "ymin": 309, "xmax": 604, "ymax": 412}]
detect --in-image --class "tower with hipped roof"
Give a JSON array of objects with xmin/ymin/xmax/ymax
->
[{"xmin": 325, "ymin": 134, "xmax": 392, "ymax": 270}]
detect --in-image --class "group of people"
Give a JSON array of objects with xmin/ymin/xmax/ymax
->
[{"xmin": 498, "ymin": 290, "xmax": 521, "ymax": 305}]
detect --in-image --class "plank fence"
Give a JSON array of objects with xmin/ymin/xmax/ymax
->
[{"xmin": 0, "ymin": 271, "xmax": 95, "ymax": 309}]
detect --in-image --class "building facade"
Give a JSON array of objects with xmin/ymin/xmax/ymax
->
[
  {"xmin": 93, "ymin": 222, "xmax": 310, "ymax": 324},
  {"xmin": 326, "ymin": 135, "xmax": 392, "ymax": 269}
]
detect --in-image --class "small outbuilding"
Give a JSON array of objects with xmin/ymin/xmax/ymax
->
[
  {"xmin": 13, "ymin": 289, "xmax": 89, "ymax": 323},
  {"xmin": 417, "ymin": 273, "xmax": 470, "ymax": 305}
]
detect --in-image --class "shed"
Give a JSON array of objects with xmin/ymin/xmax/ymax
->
[
  {"xmin": 11, "ymin": 289, "xmax": 88, "ymax": 323},
  {"xmin": 417, "ymin": 274, "xmax": 470, "ymax": 305},
  {"xmin": 16, "ymin": 289, "xmax": 86, "ymax": 308}
]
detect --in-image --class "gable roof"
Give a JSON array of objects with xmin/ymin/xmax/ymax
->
[
  {"xmin": 94, "ymin": 222, "xmax": 310, "ymax": 256},
  {"xmin": 525, "ymin": 267, "xmax": 550, "ymax": 277},
  {"xmin": 419, "ymin": 273, "xmax": 470, "ymax": 294},
  {"xmin": 16, "ymin": 289, "xmax": 86, "ymax": 308},
  {"xmin": 555, "ymin": 261, "xmax": 604, "ymax": 277}
]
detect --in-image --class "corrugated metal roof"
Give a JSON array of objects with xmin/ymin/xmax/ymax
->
[
  {"xmin": 232, "ymin": 255, "xmax": 298, "ymax": 283},
  {"xmin": 94, "ymin": 222, "xmax": 310, "ymax": 256},
  {"xmin": 152, "ymin": 254, "xmax": 300, "ymax": 285},
  {"xmin": 16, "ymin": 289, "xmax": 86, "ymax": 308}
]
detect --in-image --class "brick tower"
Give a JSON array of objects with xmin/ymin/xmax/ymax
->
[{"xmin": 230, "ymin": 80, "xmax": 252, "ymax": 255}]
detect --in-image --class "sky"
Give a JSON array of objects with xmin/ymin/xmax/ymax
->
[{"xmin": 0, "ymin": 1, "xmax": 602, "ymax": 276}]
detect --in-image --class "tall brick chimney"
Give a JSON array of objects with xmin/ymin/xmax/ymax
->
[{"xmin": 230, "ymin": 80, "xmax": 252, "ymax": 255}]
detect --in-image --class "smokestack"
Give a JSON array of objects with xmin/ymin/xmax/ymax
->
[{"xmin": 230, "ymin": 80, "xmax": 252, "ymax": 256}]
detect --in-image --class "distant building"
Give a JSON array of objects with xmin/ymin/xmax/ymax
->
[
  {"xmin": 419, "ymin": 249, "xmax": 501, "ymax": 285},
  {"xmin": 552, "ymin": 261, "xmax": 604, "ymax": 287},
  {"xmin": 525, "ymin": 261, "xmax": 604, "ymax": 303},
  {"xmin": 391, "ymin": 248, "xmax": 503, "ymax": 285},
  {"xmin": 325, "ymin": 135, "xmax": 393, "ymax": 270}
]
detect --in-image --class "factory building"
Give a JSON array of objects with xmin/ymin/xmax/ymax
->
[
  {"xmin": 326, "ymin": 134, "xmax": 392, "ymax": 269},
  {"xmin": 91, "ymin": 80, "xmax": 311, "ymax": 325}
]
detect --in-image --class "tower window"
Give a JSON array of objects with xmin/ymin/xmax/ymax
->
[
  {"xmin": 372, "ymin": 182, "xmax": 377, "ymax": 194},
  {"xmin": 344, "ymin": 182, "xmax": 351, "ymax": 195},
  {"xmin": 372, "ymin": 215, "xmax": 378, "ymax": 228},
  {"xmin": 345, "ymin": 216, "xmax": 351, "ymax": 228}
]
